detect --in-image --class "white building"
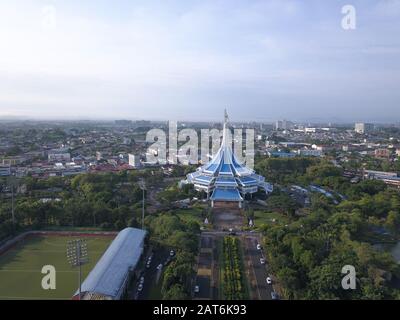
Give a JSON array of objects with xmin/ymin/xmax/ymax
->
[
  {"xmin": 297, "ymin": 149, "xmax": 323, "ymax": 157},
  {"xmin": 275, "ymin": 120, "xmax": 294, "ymax": 131},
  {"xmin": 128, "ymin": 154, "xmax": 141, "ymax": 168},
  {"xmin": 305, "ymin": 127, "xmax": 317, "ymax": 133},
  {"xmin": 355, "ymin": 123, "xmax": 374, "ymax": 134},
  {"xmin": 48, "ymin": 148, "xmax": 71, "ymax": 162}
]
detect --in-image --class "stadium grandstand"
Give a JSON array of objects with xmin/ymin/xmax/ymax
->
[{"xmin": 72, "ymin": 227, "xmax": 147, "ymax": 300}]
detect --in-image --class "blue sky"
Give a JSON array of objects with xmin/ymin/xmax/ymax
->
[{"xmin": 0, "ymin": 0, "xmax": 399, "ymax": 122}]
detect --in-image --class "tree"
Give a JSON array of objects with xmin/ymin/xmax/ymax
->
[
  {"xmin": 162, "ymin": 284, "xmax": 188, "ymax": 300},
  {"xmin": 385, "ymin": 210, "xmax": 400, "ymax": 233}
]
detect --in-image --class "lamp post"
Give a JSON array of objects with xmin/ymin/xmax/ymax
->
[
  {"xmin": 67, "ymin": 239, "xmax": 88, "ymax": 300},
  {"xmin": 7, "ymin": 176, "xmax": 18, "ymax": 232},
  {"xmin": 138, "ymin": 179, "xmax": 146, "ymax": 230}
]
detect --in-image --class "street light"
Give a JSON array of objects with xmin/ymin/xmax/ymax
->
[
  {"xmin": 138, "ymin": 179, "xmax": 146, "ymax": 230},
  {"xmin": 7, "ymin": 176, "xmax": 18, "ymax": 227},
  {"xmin": 67, "ymin": 239, "xmax": 89, "ymax": 300}
]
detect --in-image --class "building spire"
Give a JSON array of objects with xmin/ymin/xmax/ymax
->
[
  {"xmin": 224, "ymin": 108, "xmax": 229, "ymax": 126},
  {"xmin": 222, "ymin": 108, "xmax": 232, "ymax": 164}
]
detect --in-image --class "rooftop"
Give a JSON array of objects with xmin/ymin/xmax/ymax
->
[{"xmin": 75, "ymin": 227, "xmax": 147, "ymax": 300}]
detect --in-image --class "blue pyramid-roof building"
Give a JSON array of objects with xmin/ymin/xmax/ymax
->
[{"xmin": 186, "ymin": 110, "xmax": 273, "ymax": 208}]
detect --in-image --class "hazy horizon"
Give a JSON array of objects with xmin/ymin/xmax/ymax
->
[{"xmin": 1, "ymin": 1, "xmax": 399, "ymax": 123}]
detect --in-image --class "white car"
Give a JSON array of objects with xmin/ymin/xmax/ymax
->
[
  {"xmin": 256, "ymin": 244, "xmax": 262, "ymax": 250},
  {"xmin": 137, "ymin": 284, "xmax": 143, "ymax": 292},
  {"xmin": 157, "ymin": 263, "xmax": 163, "ymax": 270},
  {"xmin": 260, "ymin": 258, "xmax": 266, "ymax": 265},
  {"xmin": 266, "ymin": 277, "xmax": 272, "ymax": 285},
  {"xmin": 170, "ymin": 250, "xmax": 175, "ymax": 257},
  {"xmin": 139, "ymin": 276, "xmax": 145, "ymax": 285},
  {"xmin": 194, "ymin": 285, "xmax": 200, "ymax": 293}
]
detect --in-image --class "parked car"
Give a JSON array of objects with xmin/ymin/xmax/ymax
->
[
  {"xmin": 260, "ymin": 258, "xmax": 266, "ymax": 265},
  {"xmin": 257, "ymin": 244, "xmax": 262, "ymax": 250},
  {"xmin": 137, "ymin": 284, "xmax": 143, "ymax": 292},
  {"xmin": 157, "ymin": 263, "xmax": 163, "ymax": 270},
  {"xmin": 266, "ymin": 277, "xmax": 272, "ymax": 285},
  {"xmin": 170, "ymin": 250, "xmax": 175, "ymax": 257},
  {"xmin": 146, "ymin": 257, "xmax": 152, "ymax": 268},
  {"xmin": 139, "ymin": 276, "xmax": 145, "ymax": 285},
  {"xmin": 194, "ymin": 285, "xmax": 200, "ymax": 293}
]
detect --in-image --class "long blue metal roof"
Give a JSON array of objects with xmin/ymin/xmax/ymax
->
[
  {"xmin": 75, "ymin": 227, "xmax": 147, "ymax": 299},
  {"xmin": 210, "ymin": 188, "xmax": 243, "ymax": 201},
  {"xmin": 237, "ymin": 176, "xmax": 258, "ymax": 186},
  {"xmin": 194, "ymin": 175, "xmax": 214, "ymax": 184}
]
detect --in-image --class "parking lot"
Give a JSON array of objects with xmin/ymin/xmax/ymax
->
[{"xmin": 134, "ymin": 247, "xmax": 171, "ymax": 300}]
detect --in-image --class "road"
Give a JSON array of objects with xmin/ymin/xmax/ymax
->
[
  {"xmin": 194, "ymin": 230, "xmax": 274, "ymax": 300},
  {"xmin": 194, "ymin": 234, "xmax": 213, "ymax": 299},
  {"xmin": 134, "ymin": 248, "xmax": 169, "ymax": 300},
  {"xmin": 243, "ymin": 236, "xmax": 273, "ymax": 300}
]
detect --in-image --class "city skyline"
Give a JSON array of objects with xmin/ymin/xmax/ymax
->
[{"xmin": 0, "ymin": 0, "xmax": 399, "ymax": 122}]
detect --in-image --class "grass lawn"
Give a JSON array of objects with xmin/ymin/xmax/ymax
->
[
  {"xmin": 0, "ymin": 235, "xmax": 113, "ymax": 300},
  {"xmin": 253, "ymin": 210, "xmax": 289, "ymax": 228},
  {"xmin": 175, "ymin": 207, "xmax": 205, "ymax": 225}
]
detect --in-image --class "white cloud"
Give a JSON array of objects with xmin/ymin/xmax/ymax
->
[{"xmin": 0, "ymin": 1, "xmax": 399, "ymax": 121}]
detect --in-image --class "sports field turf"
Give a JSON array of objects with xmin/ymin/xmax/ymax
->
[{"xmin": 0, "ymin": 235, "xmax": 113, "ymax": 300}]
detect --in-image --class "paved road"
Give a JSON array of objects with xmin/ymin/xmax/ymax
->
[
  {"xmin": 135, "ymin": 248, "xmax": 169, "ymax": 300},
  {"xmin": 243, "ymin": 236, "xmax": 273, "ymax": 300},
  {"xmin": 196, "ymin": 230, "xmax": 275, "ymax": 300},
  {"xmin": 194, "ymin": 234, "xmax": 213, "ymax": 300}
]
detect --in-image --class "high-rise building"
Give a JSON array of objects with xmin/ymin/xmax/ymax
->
[
  {"xmin": 355, "ymin": 123, "xmax": 374, "ymax": 134},
  {"xmin": 275, "ymin": 120, "xmax": 294, "ymax": 131}
]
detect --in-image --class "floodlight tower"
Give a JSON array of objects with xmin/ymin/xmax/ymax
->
[
  {"xmin": 67, "ymin": 239, "xmax": 89, "ymax": 300},
  {"xmin": 138, "ymin": 179, "xmax": 146, "ymax": 230},
  {"xmin": 7, "ymin": 176, "xmax": 18, "ymax": 227}
]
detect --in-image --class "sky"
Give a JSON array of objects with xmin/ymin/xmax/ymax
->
[{"xmin": 0, "ymin": 0, "xmax": 399, "ymax": 123}]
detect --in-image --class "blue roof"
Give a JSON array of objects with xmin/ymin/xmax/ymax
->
[
  {"xmin": 76, "ymin": 228, "xmax": 147, "ymax": 299},
  {"xmin": 211, "ymin": 188, "xmax": 243, "ymax": 201},
  {"xmin": 238, "ymin": 176, "xmax": 257, "ymax": 186},
  {"xmin": 219, "ymin": 160, "xmax": 234, "ymax": 175},
  {"xmin": 185, "ymin": 111, "xmax": 272, "ymax": 199},
  {"xmin": 195, "ymin": 175, "xmax": 214, "ymax": 182},
  {"xmin": 194, "ymin": 175, "xmax": 214, "ymax": 184},
  {"xmin": 215, "ymin": 176, "xmax": 237, "ymax": 183},
  {"xmin": 204, "ymin": 163, "xmax": 219, "ymax": 173},
  {"xmin": 215, "ymin": 176, "xmax": 238, "ymax": 187}
]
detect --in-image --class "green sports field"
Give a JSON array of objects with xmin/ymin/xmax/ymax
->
[{"xmin": 0, "ymin": 234, "xmax": 113, "ymax": 300}]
